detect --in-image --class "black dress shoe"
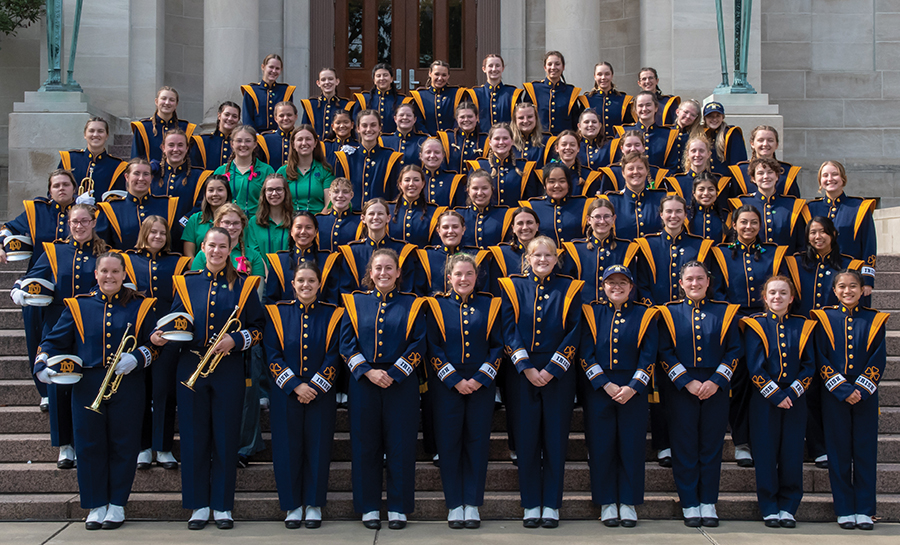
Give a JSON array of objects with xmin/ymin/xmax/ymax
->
[
  {"xmin": 464, "ymin": 519, "xmax": 480, "ymax": 529},
  {"xmin": 602, "ymin": 518, "xmax": 619, "ymax": 527},
  {"xmin": 684, "ymin": 517, "xmax": 701, "ymax": 528},
  {"xmin": 101, "ymin": 520, "xmax": 124, "ymax": 530},
  {"xmin": 658, "ymin": 456, "xmax": 672, "ymax": 468},
  {"xmin": 765, "ymin": 519, "xmax": 780, "ymax": 528},
  {"xmin": 523, "ymin": 518, "xmax": 540, "ymax": 528},
  {"xmin": 305, "ymin": 519, "xmax": 322, "ymax": 529},
  {"xmin": 779, "ymin": 519, "xmax": 796, "ymax": 528},
  {"xmin": 388, "ymin": 520, "xmax": 406, "ymax": 530},
  {"xmin": 57, "ymin": 458, "xmax": 75, "ymax": 470},
  {"xmin": 187, "ymin": 520, "xmax": 208, "ymax": 530},
  {"xmin": 236, "ymin": 457, "xmax": 249, "ymax": 469},
  {"xmin": 84, "ymin": 521, "xmax": 102, "ymax": 530},
  {"xmin": 815, "ymin": 460, "xmax": 829, "ymax": 469},
  {"xmin": 701, "ymin": 517, "xmax": 719, "ymax": 528},
  {"xmin": 215, "ymin": 519, "xmax": 234, "ymax": 530},
  {"xmin": 736, "ymin": 458, "xmax": 755, "ymax": 468},
  {"xmin": 541, "ymin": 518, "xmax": 559, "ymax": 528},
  {"xmin": 857, "ymin": 521, "xmax": 874, "ymax": 531},
  {"xmin": 284, "ymin": 519, "xmax": 303, "ymax": 529},
  {"xmin": 839, "ymin": 521, "xmax": 856, "ymax": 530},
  {"xmin": 363, "ymin": 519, "xmax": 382, "ymax": 530},
  {"xmin": 158, "ymin": 461, "xmax": 179, "ymax": 470},
  {"xmin": 136, "ymin": 462, "xmax": 151, "ymax": 470},
  {"xmin": 448, "ymin": 520, "xmax": 464, "ymax": 529},
  {"xmin": 620, "ymin": 519, "xmax": 637, "ymax": 528}
]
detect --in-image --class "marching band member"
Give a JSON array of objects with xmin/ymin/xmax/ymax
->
[
  {"xmin": 352, "ymin": 63, "xmax": 407, "ymax": 134},
  {"xmin": 381, "ymin": 103, "xmax": 427, "ymax": 168},
  {"xmin": 190, "ymin": 102, "xmax": 241, "ymax": 171},
  {"xmin": 636, "ymin": 67, "xmax": 680, "ymax": 126},
  {"xmin": 668, "ymin": 99, "xmax": 703, "ymax": 175},
  {"xmin": 487, "ymin": 206, "xmax": 540, "ymax": 294},
  {"xmin": 420, "ymin": 137, "xmax": 467, "ymax": 208},
  {"xmin": 36, "ymin": 251, "xmax": 160, "ymax": 530},
  {"xmin": 523, "ymin": 51, "xmax": 581, "ymax": 135},
  {"xmin": 407, "ymin": 60, "xmax": 467, "ymax": 135},
  {"xmin": 470, "ymin": 54, "xmax": 522, "ymax": 133},
  {"xmin": 96, "ymin": 158, "xmax": 179, "ymax": 251},
  {"xmin": 729, "ymin": 126, "xmax": 802, "ymax": 197},
  {"xmin": 241, "ymin": 54, "xmax": 296, "ymax": 133},
  {"xmin": 657, "ymin": 261, "xmax": 741, "ymax": 527},
  {"xmin": 131, "ymin": 87, "xmax": 196, "ymax": 162},
  {"xmin": 416, "ymin": 210, "xmax": 488, "ymax": 295},
  {"xmin": 275, "ymin": 125, "xmax": 335, "ymax": 213},
  {"xmin": 456, "ymin": 170, "xmax": 512, "ymax": 249},
  {"xmin": 614, "ymin": 91, "xmax": 680, "ymax": 170},
  {"xmin": 522, "ymin": 162, "xmax": 592, "ymax": 245},
  {"xmin": 703, "ymin": 102, "xmax": 747, "ymax": 178},
  {"xmin": 389, "ymin": 165, "xmax": 445, "ymax": 247},
  {"xmin": 321, "ymin": 111, "xmax": 358, "ymax": 169},
  {"xmin": 264, "ymin": 211, "xmax": 340, "ymax": 305},
  {"xmin": 158, "ymin": 227, "xmax": 264, "ymax": 530},
  {"xmin": 439, "ymin": 102, "xmax": 487, "ymax": 173},
  {"xmin": 499, "ymin": 236, "xmax": 582, "ymax": 528},
  {"xmin": 579, "ymin": 265, "xmax": 657, "ymax": 527},
  {"xmin": 604, "ymin": 152, "xmax": 668, "ymax": 241},
  {"xmin": 562, "ymin": 199, "xmax": 636, "ymax": 305},
  {"xmin": 426, "ymin": 253, "xmax": 502, "ymax": 528},
  {"xmin": 257, "ymin": 101, "xmax": 298, "ymax": 171},
  {"xmin": 123, "ymin": 217, "xmax": 191, "ymax": 471},
  {"xmin": 743, "ymin": 275, "xmax": 815, "ymax": 528},
  {"xmin": 152, "ymin": 129, "xmax": 212, "ymax": 231},
  {"xmin": 589, "ymin": 131, "xmax": 669, "ymax": 196},
  {"xmin": 340, "ymin": 248, "xmax": 426, "ymax": 530},
  {"xmin": 181, "ymin": 175, "xmax": 232, "ymax": 258},
  {"xmin": 332, "ymin": 110, "xmax": 404, "ymax": 209},
  {"xmin": 813, "ymin": 269, "xmax": 887, "ymax": 531},
  {"xmin": 213, "ymin": 125, "xmax": 275, "ymax": 219},
  {"xmin": 510, "ymin": 102, "xmax": 549, "ymax": 165},
  {"xmin": 466, "ymin": 123, "xmax": 540, "ymax": 207},
  {"xmin": 264, "ymin": 262, "xmax": 343, "ymax": 528},
  {"xmin": 729, "ymin": 157, "xmax": 806, "ymax": 253},
  {"xmin": 58, "ymin": 117, "xmax": 127, "ymax": 196},
  {"xmin": 577, "ymin": 62, "xmax": 633, "ymax": 139},
  {"xmin": 547, "ymin": 130, "xmax": 589, "ymax": 186},
  {"xmin": 314, "ymin": 177, "xmax": 362, "ymax": 252},
  {"xmin": 191, "ymin": 204, "xmax": 266, "ymax": 278},
  {"xmin": 300, "ymin": 68, "xmax": 355, "ymax": 139},
  {"xmin": 246, "ymin": 174, "xmax": 293, "ymax": 257},
  {"xmin": 576, "ymin": 109, "xmax": 613, "ymax": 172},
  {"xmin": 687, "ymin": 173, "xmax": 730, "ymax": 243},
  {"xmin": 663, "ymin": 134, "xmax": 730, "ymax": 208}
]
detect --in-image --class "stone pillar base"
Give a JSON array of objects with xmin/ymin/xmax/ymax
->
[
  {"xmin": 703, "ymin": 93, "xmax": 783, "ymax": 159},
  {"xmin": 874, "ymin": 206, "xmax": 900, "ymax": 255},
  {"xmin": 8, "ymin": 92, "xmax": 90, "ymax": 217}
]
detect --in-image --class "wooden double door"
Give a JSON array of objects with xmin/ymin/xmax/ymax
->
[{"xmin": 333, "ymin": 0, "xmax": 480, "ymax": 96}]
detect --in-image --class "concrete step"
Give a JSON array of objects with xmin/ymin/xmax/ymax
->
[
  {"xmin": 888, "ymin": 357, "xmax": 900, "ymax": 380},
  {"xmin": 4, "ymin": 431, "xmax": 900, "ymax": 464},
  {"xmin": 1, "ymin": 490, "xmax": 898, "ymax": 523},
  {"xmin": 873, "ymin": 291, "xmax": 900, "ymax": 309},
  {"xmin": 878, "ymin": 255, "xmax": 900, "ymax": 272},
  {"xmin": 0, "ymin": 330, "xmax": 26, "ymax": 354},
  {"xmin": 0, "ymin": 356, "xmax": 31, "ymax": 380},
  {"xmin": 0, "ymin": 308, "xmax": 23, "ymax": 329},
  {"xmin": 4, "ymin": 461, "xmax": 899, "ymax": 496},
  {"xmin": 876, "ymin": 272, "xmax": 900, "ymax": 290}
]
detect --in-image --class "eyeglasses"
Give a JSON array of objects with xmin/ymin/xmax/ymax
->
[
  {"xmin": 219, "ymin": 221, "xmax": 242, "ymax": 228},
  {"xmin": 590, "ymin": 214, "xmax": 614, "ymax": 222},
  {"xmin": 265, "ymin": 188, "xmax": 285, "ymax": 194},
  {"xmin": 69, "ymin": 219, "xmax": 93, "ymax": 226}
]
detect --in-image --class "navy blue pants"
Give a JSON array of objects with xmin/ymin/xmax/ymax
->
[
  {"xmin": 150, "ymin": 344, "xmax": 180, "ymax": 451},
  {"xmin": 649, "ymin": 373, "xmax": 671, "ymax": 452},
  {"xmin": 430, "ymin": 374, "xmax": 495, "ymax": 509},
  {"xmin": 499, "ymin": 356, "xmax": 518, "ymax": 452},
  {"xmin": 822, "ymin": 387, "xmax": 878, "ymax": 517},
  {"xmin": 44, "ymin": 304, "xmax": 72, "ymax": 447},
  {"xmin": 71, "ymin": 366, "xmax": 145, "ymax": 508},
  {"xmin": 513, "ymin": 359, "xmax": 575, "ymax": 510},
  {"xmin": 728, "ymin": 356, "xmax": 752, "ymax": 447},
  {"xmin": 270, "ymin": 380, "xmax": 337, "ymax": 511},
  {"xmin": 176, "ymin": 350, "xmax": 244, "ymax": 511},
  {"xmin": 749, "ymin": 390, "xmax": 807, "ymax": 516},
  {"xmin": 348, "ymin": 366, "xmax": 419, "ymax": 514},
  {"xmin": 666, "ymin": 371, "xmax": 729, "ymax": 508},
  {"xmin": 582, "ymin": 370, "xmax": 648, "ymax": 506},
  {"xmin": 23, "ymin": 305, "xmax": 47, "ymax": 397},
  {"xmin": 804, "ymin": 372, "xmax": 827, "ymax": 459}
]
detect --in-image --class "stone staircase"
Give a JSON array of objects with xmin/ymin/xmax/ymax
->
[{"xmin": 0, "ymin": 259, "xmax": 899, "ymax": 523}]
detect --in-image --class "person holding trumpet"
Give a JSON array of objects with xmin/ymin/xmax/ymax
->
[
  {"xmin": 153, "ymin": 226, "xmax": 264, "ymax": 530},
  {"xmin": 33, "ymin": 251, "xmax": 160, "ymax": 530}
]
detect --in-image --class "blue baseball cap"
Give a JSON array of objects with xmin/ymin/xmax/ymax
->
[
  {"xmin": 703, "ymin": 101, "xmax": 725, "ymax": 117},
  {"xmin": 601, "ymin": 264, "xmax": 633, "ymax": 283}
]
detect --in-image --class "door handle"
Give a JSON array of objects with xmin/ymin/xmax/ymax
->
[
  {"xmin": 409, "ymin": 69, "xmax": 419, "ymax": 89},
  {"xmin": 395, "ymin": 69, "xmax": 402, "ymax": 91}
]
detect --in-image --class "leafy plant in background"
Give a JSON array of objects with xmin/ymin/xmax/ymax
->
[{"xmin": 0, "ymin": 0, "xmax": 44, "ymax": 48}]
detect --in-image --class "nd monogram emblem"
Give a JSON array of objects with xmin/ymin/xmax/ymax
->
[
  {"xmin": 27, "ymin": 284, "xmax": 41, "ymax": 295},
  {"xmin": 269, "ymin": 362, "xmax": 283, "ymax": 375},
  {"xmin": 60, "ymin": 359, "xmax": 75, "ymax": 373},
  {"xmin": 8, "ymin": 239, "xmax": 21, "ymax": 251},
  {"xmin": 563, "ymin": 346, "xmax": 577, "ymax": 361},
  {"xmin": 173, "ymin": 317, "xmax": 188, "ymax": 331},
  {"xmin": 752, "ymin": 375, "xmax": 766, "ymax": 388},
  {"xmin": 322, "ymin": 366, "xmax": 337, "ymax": 382}
]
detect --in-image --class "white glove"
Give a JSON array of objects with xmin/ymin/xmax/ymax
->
[
  {"xmin": 114, "ymin": 352, "xmax": 138, "ymax": 375},
  {"xmin": 36, "ymin": 368, "xmax": 53, "ymax": 384},
  {"xmin": 75, "ymin": 192, "xmax": 95, "ymax": 206},
  {"xmin": 10, "ymin": 288, "xmax": 26, "ymax": 306}
]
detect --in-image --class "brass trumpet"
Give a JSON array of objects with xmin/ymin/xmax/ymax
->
[
  {"xmin": 78, "ymin": 164, "xmax": 94, "ymax": 196},
  {"xmin": 181, "ymin": 306, "xmax": 242, "ymax": 391},
  {"xmin": 86, "ymin": 322, "xmax": 137, "ymax": 414}
]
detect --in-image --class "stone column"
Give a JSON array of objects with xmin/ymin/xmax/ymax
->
[
  {"xmin": 203, "ymin": 1, "xmax": 259, "ymax": 126},
  {"xmin": 500, "ymin": 0, "xmax": 526, "ymax": 88},
  {"xmin": 544, "ymin": 0, "xmax": 600, "ymax": 92},
  {"xmin": 283, "ymin": 0, "xmax": 311, "ymax": 101}
]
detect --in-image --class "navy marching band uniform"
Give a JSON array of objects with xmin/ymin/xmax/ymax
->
[
  {"xmin": 743, "ymin": 312, "xmax": 816, "ymax": 519},
  {"xmin": 562, "ymin": 236, "xmax": 637, "ymax": 305},
  {"xmin": 578, "ymin": 135, "xmax": 614, "ymax": 172},
  {"xmin": 241, "ymin": 81, "xmax": 296, "ymax": 133},
  {"xmin": 729, "ymin": 193, "xmax": 808, "ymax": 254},
  {"xmin": 257, "ymin": 128, "xmax": 293, "ymax": 171},
  {"xmin": 425, "ymin": 292, "xmax": 503, "ymax": 510},
  {"xmin": 499, "ymin": 272, "xmax": 583, "ymax": 512},
  {"xmin": 523, "ymin": 79, "xmax": 582, "ymax": 136},
  {"xmin": 388, "ymin": 197, "xmax": 444, "ymax": 247},
  {"xmin": 333, "ymin": 145, "xmax": 404, "ymax": 210},
  {"xmin": 577, "ymin": 92, "xmax": 633, "ymax": 139},
  {"xmin": 96, "ymin": 194, "xmax": 179, "ymax": 251},
  {"xmin": 664, "ymin": 171, "xmax": 731, "ymax": 209},
  {"xmin": 632, "ymin": 231, "xmax": 714, "ymax": 305},
  {"xmin": 688, "ymin": 204, "xmax": 730, "ymax": 243},
  {"xmin": 469, "ymin": 82, "xmax": 523, "ymax": 133},
  {"xmin": 264, "ymin": 299, "xmax": 343, "ymax": 513},
  {"xmin": 706, "ymin": 126, "xmax": 747, "ymax": 178},
  {"xmin": 423, "ymin": 166, "xmax": 467, "ymax": 209},
  {"xmin": 338, "ymin": 236, "xmax": 419, "ymax": 295},
  {"xmin": 585, "ymin": 163, "xmax": 669, "ymax": 196},
  {"xmin": 729, "ymin": 160, "xmax": 802, "ymax": 198},
  {"xmin": 579, "ymin": 297, "xmax": 657, "ymax": 508},
  {"xmin": 382, "ymin": 131, "xmax": 428, "ymax": 168},
  {"xmin": 315, "ymin": 208, "xmax": 362, "ymax": 253},
  {"xmin": 407, "ymin": 86, "xmax": 468, "ymax": 135},
  {"xmin": 466, "ymin": 157, "xmax": 540, "ymax": 207},
  {"xmin": 263, "ymin": 247, "xmax": 341, "ymax": 305},
  {"xmin": 521, "ymin": 194, "xmax": 592, "ymax": 247},
  {"xmin": 438, "ymin": 129, "xmax": 488, "ymax": 174},
  {"xmin": 613, "ymin": 123, "xmax": 680, "ymax": 170},
  {"xmin": 151, "ymin": 163, "xmax": 211, "ymax": 229},
  {"xmin": 812, "ymin": 304, "xmax": 888, "ymax": 521},
  {"xmin": 37, "ymin": 289, "xmax": 158, "ymax": 512},
  {"xmin": 657, "ymin": 297, "xmax": 741, "ymax": 511},
  {"xmin": 170, "ymin": 269, "xmax": 264, "ymax": 513},
  {"xmin": 58, "ymin": 150, "xmax": 127, "ymax": 195},
  {"xmin": 416, "ymin": 245, "xmax": 489, "ymax": 296},
  {"xmin": 604, "ymin": 187, "xmax": 668, "ymax": 241},
  {"xmin": 300, "ymin": 95, "xmax": 356, "ymax": 139},
  {"xmin": 130, "ymin": 116, "xmax": 196, "ymax": 163},
  {"xmin": 806, "ymin": 193, "xmax": 877, "ymax": 277},
  {"xmin": 457, "ymin": 204, "xmax": 512, "ymax": 249},
  {"xmin": 353, "ymin": 88, "xmax": 407, "ymax": 135},
  {"xmin": 340, "ymin": 288, "xmax": 427, "ymax": 516},
  {"xmin": 190, "ymin": 131, "xmax": 232, "ymax": 172}
]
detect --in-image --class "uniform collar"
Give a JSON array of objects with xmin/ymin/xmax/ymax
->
[
  {"xmin": 139, "ymin": 248, "xmax": 161, "ymax": 259},
  {"xmin": 164, "ymin": 161, "xmax": 188, "ymax": 175},
  {"xmin": 548, "ymin": 194, "xmax": 569, "ymax": 205},
  {"xmin": 530, "ymin": 272, "xmax": 553, "ymax": 285},
  {"xmin": 424, "ymin": 166, "xmax": 442, "ymax": 178},
  {"xmin": 753, "ymin": 191, "xmax": 777, "ymax": 203},
  {"xmin": 317, "ymin": 94, "xmax": 340, "ymax": 104},
  {"xmin": 451, "ymin": 290, "xmax": 472, "ymax": 303},
  {"xmin": 401, "ymin": 195, "xmax": 426, "ymax": 208},
  {"xmin": 626, "ymin": 186, "xmax": 646, "ymax": 199},
  {"xmin": 542, "ymin": 78, "xmax": 563, "ymax": 88},
  {"xmin": 296, "ymin": 299, "xmax": 317, "ymax": 312},
  {"xmin": 686, "ymin": 297, "xmax": 708, "ymax": 308},
  {"xmin": 590, "ymin": 235, "xmax": 611, "ymax": 247},
  {"xmin": 260, "ymin": 80, "xmax": 277, "ymax": 90},
  {"xmin": 374, "ymin": 88, "xmax": 390, "ymax": 97},
  {"xmin": 374, "ymin": 287, "xmax": 397, "ymax": 300},
  {"xmin": 153, "ymin": 113, "xmax": 176, "ymax": 127},
  {"xmin": 430, "ymin": 86, "xmax": 447, "ymax": 94},
  {"xmin": 366, "ymin": 236, "xmax": 388, "ymax": 247},
  {"xmin": 293, "ymin": 244, "xmax": 317, "ymax": 258},
  {"xmin": 203, "ymin": 267, "xmax": 228, "ymax": 280},
  {"xmin": 97, "ymin": 289, "xmax": 124, "ymax": 303},
  {"xmin": 638, "ymin": 122, "xmax": 657, "ymax": 132},
  {"xmin": 471, "ymin": 203, "xmax": 490, "ymax": 213},
  {"xmin": 485, "ymin": 82, "xmax": 503, "ymax": 92},
  {"xmin": 128, "ymin": 191, "xmax": 151, "ymax": 203},
  {"xmin": 840, "ymin": 304, "xmax": 860, "ymax": 315},
  {"xmin": 664, "ymin": 229, "xmax": 685, "ymax": 243},
  {"xmin": 278, "ymin": 128, "xmax": 292, "ymax": 138},
  {"xmin": 491, "ymin": 153, "xmax": 516, "ymax": 167},
  {"xmin": 84, "ymin": 149, "xmax": 108, "ymax": 161},
  {"xmin": 362, "ymin": 143, "xmax": 384, "ymax": 155},
  {"xmin": 331, "ymin": 207, "xmax": 351, "ymax": 218},
  {"xmin": 605, "ymin": 299, "xmax": 631, "ymax": 310},
  {"xmin": 53, "ymin": 200, "xmax": 74, "ymax": 212},
  {"xmin": 767, "ymin": 312, "xmax": 788, "ymax": 323},
  {"xmin": 815, "ymin": 249, "xmax": 834, "ymax": 261},
  {"xmin": 825, "ymin": 192, "xmax": 846, "ymax": 205},
  {"xmin": 441, "ymin": 244, "xmax": 459, "ymax": 254},
  {"xmin": 69, "ymin": 238, "xmax": 93, "ymax": 250}
]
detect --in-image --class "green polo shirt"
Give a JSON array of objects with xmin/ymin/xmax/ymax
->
[{"xmin": 276, "ymin": 160, "xmax": 335, "ymax": 213}]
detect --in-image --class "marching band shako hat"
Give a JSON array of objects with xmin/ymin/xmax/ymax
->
[
  {"xmin": 47, "ymin": 354, "xmax": 83, "ymax": 384},
  {"xmin": 3, "ymin": 235, "xmax": 33, "ymax": 261},
  {"xmin": 156, "ymin": 312, "xmax": 194, "ymax": 341},
  {"xmin": 19, "ymin": 277, "xmax": 55, "ymax": 306}
]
